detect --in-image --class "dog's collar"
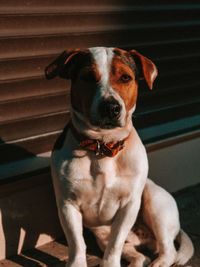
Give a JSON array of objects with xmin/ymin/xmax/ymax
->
[{"xmin": 70, "ymin": 122, "xmax": 127, "ymax": 157}]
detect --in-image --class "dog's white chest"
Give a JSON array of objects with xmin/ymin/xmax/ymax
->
[
  {"xmin": 60, "ymin": 156, "xmax": 133, "ymax": 227},
  {"xmin": 79, "ymin": 180, "xmax": 120, "ymax": 226}
]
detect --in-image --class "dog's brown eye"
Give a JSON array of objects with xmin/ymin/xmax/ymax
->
[{"xmin": 120, "ymin": 74, "xmax": 132, "ymax": 83}]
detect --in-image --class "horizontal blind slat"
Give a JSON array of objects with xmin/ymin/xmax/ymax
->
[
  {"xmin": 0, "ymin": 112, "xmax": 69, "ymax": 143},
  {"xmin": 0, "ymin": 78, "xmax": 68, "ymax": 102},
  {"xmin": 0, "ymin": 93, "xmax": 69, "ymax": 122}
]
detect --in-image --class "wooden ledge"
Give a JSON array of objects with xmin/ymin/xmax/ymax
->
[
  {"xmin": 146, "ymin": 129, "xmax": 200, "ymax": 152},
  {"xmin": 0, "ymin": 238, "xmax": 101, "ymax": 267}
]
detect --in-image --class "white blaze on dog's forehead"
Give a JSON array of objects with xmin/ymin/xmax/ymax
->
[
  {"xmin": 89, "ymin": 47, "xmax": 127, "ymax": 127},
  {"xmin": 89, "ymin": 47, "xmax": 114, "ymax": 86}
]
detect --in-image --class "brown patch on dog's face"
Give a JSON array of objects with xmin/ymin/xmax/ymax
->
[{"xmin": 110, "ymin": 49, "xmax": 138, "ymax": 111}]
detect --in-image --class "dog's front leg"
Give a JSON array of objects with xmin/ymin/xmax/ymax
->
[
  {"xmin": 101, "ymin": 198, "xmax": 141, "ymax": 267},
  {"xmin": 58, "ymin": 202, "xmax": 87, "ymax": 267}
]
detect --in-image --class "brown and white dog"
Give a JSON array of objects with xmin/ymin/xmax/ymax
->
[{"xmin": 45, "ymin": 47, "xmax": 194, "ymax": 267}]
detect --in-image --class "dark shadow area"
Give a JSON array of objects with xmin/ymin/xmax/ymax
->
[
  {"xmin": 0, "ymin": 138, "xmax": 65, "ymax": 266},
  {"xmin": 84, "ymin": 228, "xmax": 102, "ymax": 257},
  {"xmin": 21, "ymin": 249, "xmax": 65, "ymax": 267},
  {"xmin": 0, "ymin": 136, "xmax": 49, "ymax": 186},
  {"xmin": 9, "ymin": 253, "xmax": 60, "ymax": 267},
  {"xmin": 173, "ymin": 183, "xmax": 200, "ymax": 267},
  {"xmin": 0, "ymin": 139, "xmax": 35, "ymax": 166}
]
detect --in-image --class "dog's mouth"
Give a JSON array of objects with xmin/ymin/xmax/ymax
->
[
  {"xmin": 91, "ymin": 118, "xmax": 122, "ymax": 129},
  {"xmin": 100, "ymin": 123, "xmax": 119, "ymax": 129}
]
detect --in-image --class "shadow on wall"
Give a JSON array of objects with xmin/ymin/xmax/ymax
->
[{"xmin": 0, "ymin": 138, "xmax": 64, "ymax": 265}]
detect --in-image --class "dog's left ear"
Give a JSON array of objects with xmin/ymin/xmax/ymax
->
[
  {"xmin": 45, "ymin": 49, "xmax": 81, "ymax": 80},
  {"xmin": 129, "ymin": 50, "xmax": 158, "ymax": 90}
]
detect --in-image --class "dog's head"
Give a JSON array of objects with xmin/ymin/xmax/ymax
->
[{"xmin": 45, "ymin": 47, "xmax": 157, "ymax": 130}]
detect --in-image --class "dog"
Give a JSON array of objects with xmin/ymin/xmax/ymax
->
[{"xmin": 45, "ymin": 47, "xmax": 194, "ymax": 267}]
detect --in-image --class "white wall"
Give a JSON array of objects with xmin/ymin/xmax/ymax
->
[{"xmin": 147, "ymin": 137, "xmax": 200, "ymax": 192}]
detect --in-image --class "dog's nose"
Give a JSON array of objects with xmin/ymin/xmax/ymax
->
[{"xmin": 98, "ymin": 98, "xmax": 121, "ymax": 119}]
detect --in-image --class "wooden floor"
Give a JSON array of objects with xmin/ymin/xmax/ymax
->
[{"xmin": 0, "ymin": 183, "xmax": 200, "ymax": 267}]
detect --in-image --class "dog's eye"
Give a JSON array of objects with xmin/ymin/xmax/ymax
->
[
  {"xmin": 120, "ymin": 74, "xmax": 132, "ymax": 83},
  {"xmin": 80, "ymin": 71, "xmax": 97, "ymax": 83}
]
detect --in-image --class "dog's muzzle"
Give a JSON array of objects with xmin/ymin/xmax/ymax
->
[{"xmin": 96, "ymin": 97, "xmax": 122, "ymax": 129}]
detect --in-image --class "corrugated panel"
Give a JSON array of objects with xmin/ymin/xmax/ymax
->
[{"xmin": 0, "ymin": 1, "xmax": 200, "ymax": 165}]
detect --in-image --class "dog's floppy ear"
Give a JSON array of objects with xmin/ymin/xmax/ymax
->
[
  {"xmin": 45, "ymin": 49, "xmax": 81, "ymax": 80},
  {"xmin": 129, "ymin": 50, "xmax": 158, "ymax": 90}
]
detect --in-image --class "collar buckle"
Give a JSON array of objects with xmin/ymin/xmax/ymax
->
[{"xmin": 95, "ymin": 140, "xmax": 102, "ymax": 156}]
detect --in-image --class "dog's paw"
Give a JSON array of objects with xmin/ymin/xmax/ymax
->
[
  {"xmin": 65, "ymin": 258, "xmax": 87, "ymax": 267},
  {"xmin": 149, "ymin": 257, "xmax": 171, "ymax": 267},
  {"xmin": 127, "ymin": 255, "xmax": 151, "ymax": 267},
  {"xmin": 66, "ymin": 263, "xmax": 87, "ymax": 267},
  {"xmin": 100, "ymin": 257, "xmax": 121, "ymax": 267}
]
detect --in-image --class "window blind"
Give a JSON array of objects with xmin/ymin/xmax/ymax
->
[{"xmin": 0, "ymin": 0, "xmax": 200, "ymax": 170}]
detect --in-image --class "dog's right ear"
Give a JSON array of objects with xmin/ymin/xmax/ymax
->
[
  {"xmin": 129, "ymin": 50, "xmax": 158, "ymax": 90},
  {"xmin": 45, "ymin": 50, "xmax": 81, "ymax": 80}
]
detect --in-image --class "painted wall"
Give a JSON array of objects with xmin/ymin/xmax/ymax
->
[{"xmin": 148, "ymin": 137, "xmax": 200, "ymax": 192}]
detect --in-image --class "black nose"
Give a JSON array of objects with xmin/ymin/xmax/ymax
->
[{"xmin": 98, "ymin": 98, "xmax": 121, "ymax": 119}]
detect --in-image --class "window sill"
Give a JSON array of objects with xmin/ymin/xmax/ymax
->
[
  {"xmin": 0, "ymin": 117, "xmax": 200, "ymax": 184},
  {"xmin": 0, "ymin": 152, "xmax": 51, "ymax": 184}
]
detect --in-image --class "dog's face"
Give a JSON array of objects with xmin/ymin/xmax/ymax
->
[{"xmin": 45, "ymin": 47, "xmax": 157, "ymax": 129}]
